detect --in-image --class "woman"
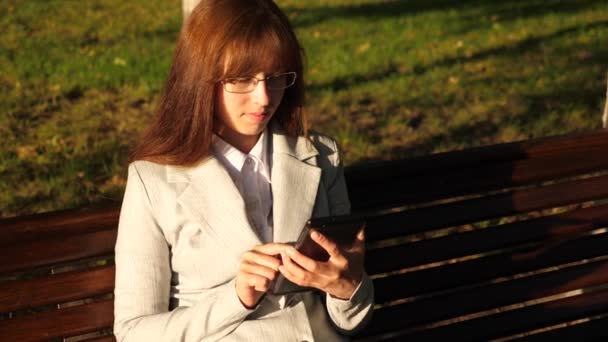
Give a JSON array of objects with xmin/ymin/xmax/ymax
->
[{"xmin": 113, "ymin": 0, "xmax": 374, "ymax": 341}]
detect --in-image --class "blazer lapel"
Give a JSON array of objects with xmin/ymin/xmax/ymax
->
[
  {"xmin": 166, "ymin": 125, "xmax": 322, "ymax": 249},
  {"xmin": 271, "ymin": 128, "xmax": 322, "ymax": 244},
  {"xmin": 169, "ymin": 157, "xmax": 262, "ymax": 253}
]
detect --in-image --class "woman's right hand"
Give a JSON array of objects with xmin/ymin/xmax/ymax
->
[{"xmin": 235, "ymin": 243, "xmax": 287, "ymax": 308}]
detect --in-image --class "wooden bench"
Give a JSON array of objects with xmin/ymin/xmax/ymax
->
[{"xmin": 2, "ymin": 129, "xmax": 608, "ymax": 341}]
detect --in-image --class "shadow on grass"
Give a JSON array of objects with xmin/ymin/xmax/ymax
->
[
  {"xmin": 339, "ymin": 31, "xmax": 608, "ymax": 164},
  {"xmin": 2, "ymin": 140, "xmax": 130, "ymax": 217},
  {"xmin": 286, "ymin": 0, "xmax": 605, "ymax": 28},
  {"xmin": 384, "ymin": 81, "xmax": 606, "ymax": 161},
  {"xmin": 309, "ymin": 19, "xmax": 608, "ymax": 93},
  {"xmin": 409, "ymin": 20, "xmax": 608, "ymax": 78}
]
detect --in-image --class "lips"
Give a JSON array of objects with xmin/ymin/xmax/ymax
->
[{"xmin": 245, "ymin": 111, "xmax": 268, "ymax": 122}]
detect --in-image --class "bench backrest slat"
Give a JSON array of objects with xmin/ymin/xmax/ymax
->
[
  {"xmin": 0, "ymin": 299, "xmax": 113, "ymax": 342},
  {"xmin": 515, "ymin": 315, "xmax": 608, "ymax": 341},
  {"xmin": 366, "ymin": 203, "xmax": 608, "ymax": 275},
  {"xmin": 350, "ymin": 148, "xmax": 608, "ymax": 211},
  {"xmin": 0, "ymin": 230, "xmax": 116, "ymax": 274},
  {"xmin": 0, "ymin": 206, "xmax": 120, "ymax": 244},
  {"xmin": 373, "ymin": 258, "xmax": 608, "ymax": 324},
  {"xmin": 0, "ymin": 265, "xmax": 114, "ymax": 313},
  {"xmin": 365, "ymin": 174, "xmax": 608, "ymax": 242},
  {"xmin": 84, "ymin": 336, "xmax": 117, "ymax": 342},
  {"xmin": 347, "ymin": 130, "xmax": 608, "ymax": 181},
  {"xmin": 347, "ymin": 131, "xmax": 608, "ymax": 210},
  {"xmin": 389, "ymin": 288, "xmax": 608, "ymax": 341},
  {"xmin": 372, "ymin": 231, "xmax": 608, "ymax": 301}
]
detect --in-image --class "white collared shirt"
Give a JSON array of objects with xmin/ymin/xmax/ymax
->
[{"xmin": 212, "ymin": 130, "xmax": 273, "ymax": 243}]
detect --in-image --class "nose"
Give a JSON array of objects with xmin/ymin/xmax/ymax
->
[{"xmin": 251, "ymin": 80, "xmax": 270, "ymax": 107}]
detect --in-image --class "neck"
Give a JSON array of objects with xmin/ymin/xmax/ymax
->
[
  {"xmin": 215, "ymin": 129, "xmax": 260, "ymax": 154},
  {"xmin": 231, "ymin": 135, "xmax": 259, "ymax": 154}
]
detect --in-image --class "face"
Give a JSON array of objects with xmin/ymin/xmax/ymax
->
[{"xmin": 214, "ymin": 72, "xmax": 286, "ymax": 151}]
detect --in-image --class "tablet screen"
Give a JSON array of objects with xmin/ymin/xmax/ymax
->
[{"xmin": 271, "ymin": 215, "xmax": 365, "ymax": 295}]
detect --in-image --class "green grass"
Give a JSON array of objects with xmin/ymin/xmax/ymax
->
[{"xmin": 1, "ymin": 0, "xmax": 608, "ymax": 217}]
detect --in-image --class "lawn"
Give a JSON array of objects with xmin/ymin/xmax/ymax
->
[{"xmin": 1, "ymin": 0, "xmax": 607, "ymax": 217}]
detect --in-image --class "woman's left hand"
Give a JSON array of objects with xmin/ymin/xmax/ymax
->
[{"xmin": 278, "ymin": 228, "xmax": 365, "ymax": 300}]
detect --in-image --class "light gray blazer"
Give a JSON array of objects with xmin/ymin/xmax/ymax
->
[{"xmin": 114, "ymin": 126, "xmax": 374, "ymax": 341}]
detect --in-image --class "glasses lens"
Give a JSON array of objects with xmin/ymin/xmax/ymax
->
[
  {"xmin": 223, "ymin": 73, "xmax": 297, "ymax": 93},
  {"xmin": 224, "ymin": 78, "xmax": 256, "ymax": 93},
  {"xmin": 267, "ymin": 72, "xmax": 296, "ymax": 90}
]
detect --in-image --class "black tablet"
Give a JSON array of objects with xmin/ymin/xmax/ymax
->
[{"xmin": 271, "ymin": 215, "xmax": 366, "ymax": 295}]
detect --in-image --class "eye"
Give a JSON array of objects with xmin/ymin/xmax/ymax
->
[
  {"xmin": 225, "ymin": 78, "xmax": 251, "ymax": 85},
  {"xmin": 266, "ymin": 72, "xmax": 296, "ymax": 89}
]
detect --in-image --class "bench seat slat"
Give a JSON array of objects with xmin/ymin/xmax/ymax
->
[
  {"xmin": 0, "ymin": 265, "xmax": 115, "ymax": 313},
  {"xmin": 0, "ymin": 230, "xmax": 117, "ymax": 274},
  {"xmin": 372, "ymin": 232, "xmax": 608, "ymax": 300},
  {"xmin": 370, "ymin": 258, "xmax": 608, "ymax": 329},
  {"xmin": 350, "ymin": 148, "xmax": 608, "ymax": 210},
  {"xmin": 360, "ymin": 287, "xmax": 608, "ymax": 341},
  {"xmin": 366, "ymin": 174, "xmax": 608, "ymax": 242},
  {"xmin": 0, "ymin": 299, "xmax": 113, "ymax": 342},
  {"xmin": 366, "ymin": 203, "xmax": 608, "ymax": 275}
]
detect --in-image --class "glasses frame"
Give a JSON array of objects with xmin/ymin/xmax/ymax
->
[{"xmin": 220, "ymin": 72, "xmax": 297, "ymax": 94}]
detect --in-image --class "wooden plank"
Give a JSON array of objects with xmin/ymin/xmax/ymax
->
[
  {"xmin": 514, "ymin": 315, "xmax": 608, "ymax": 341},
  {"xmin": 0, "ymin": 265, "xmax": 115, "ymax": 313},
  {"xmin": 0, "ymin": 230, "xmax": 117, "ymax": 274},
  {"xmin": 0, "ymin": 204, "xmax": 120, "ymax": 245},
  {"xmin": 350, "ymin": 148, "xmax": 608, "ymax": 211},
  {"xmin": 347, "ymin": 130, "xmax": 608, "ymax": 209},
  {"xmin": 366, "ymin": 203, "xmax": 608, "ymax": 275},
  {"xmin": 0, "ymin": 299, "xmax": 113, "ymax": 342},
  {"xmin": 365, "ymin": 174, "xmax": 608, "ymax": 242},
  {"xmin": 356, "ymin": 314, "xmax": 608, "ymax": 342},
  {"xmin": 346, "ymin": 130, "xmax": 608, "ymax": 185},
  {"xmin": 371, "ymin": 231, "xmax": 608, "ymax": 300},
  {"xmin": 395, "ymin": 288, "xmax": 608, "ymax": 341},
  {"xmin": 369, "ymin": 258, "xmax": 608, "ymax": 330},
  {"xmin": 358, "ymin": 288, "xmax": 608, "ymax": 341},
  {"xmin": 82, "ymin": 335, "xmax": 116, "ymax": 342}
]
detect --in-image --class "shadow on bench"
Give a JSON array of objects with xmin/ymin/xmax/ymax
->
[{"xmin": 2, "ymin": 129, "xmax": 608, "ymax": 341}]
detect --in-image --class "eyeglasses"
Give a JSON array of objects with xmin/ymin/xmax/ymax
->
[{"xmin": 221, "ymin": 72, "xmax": 297, "ymax": 94}]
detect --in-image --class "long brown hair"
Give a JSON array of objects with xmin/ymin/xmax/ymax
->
[{"xmin": 132, "ymin": 0, "xmax": 306, "ymax": 165}]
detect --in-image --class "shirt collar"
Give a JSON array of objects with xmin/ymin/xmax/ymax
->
[
  {"xmin": 212, "ymin": 129, "xmax": 269, "ymax": 174},
  {"xmin": 250, "ymin": 129, "xmax": 269, "ymax": 170}
]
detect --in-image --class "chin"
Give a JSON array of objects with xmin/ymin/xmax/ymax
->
[
  {"xmin": 242, "ymin": 123, "xmax": 269, "ymax": 135},
  {"xmin": 234, "ymin": 127, "xmax": 263, "ymax": 137}
]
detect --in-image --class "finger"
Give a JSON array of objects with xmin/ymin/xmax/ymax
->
[
  {"xmin": 284, "ymin": 246, "xmax": 327, "ymax": 277},
  {"xmin": 357, "ymin": 227, "xmax": 365, "ymax": 242},
  {"xmin": 278, "ymin": 263, "xmax": 298, "ymax": 284},
  {"xmin": 242, "ymin": 250, "xmax": 281, "ymax": 271},
  {"xmin": 240, "ymin": 272, "xmax": 273, "ymax": 292},
  {"xmin": 239, "ymin": 261, "xmax": 278, "ymax": 281},
  {"xmin": 351, "ymin": 227, "xmax": 366, "ymax": 252},
  {"xmin": 310, "ymin": 229, "xmax": 341, "ymax": 258},
  {"xmin": 280, "ymin": 252, "xmax": 311, "ymax": 285},
  {"xmin": 252, "ymin": 243, "xmax": 290, "ymax": 256}
]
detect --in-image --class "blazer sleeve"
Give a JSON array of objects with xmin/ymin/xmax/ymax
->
[
  {"xmin": 113, "ymin": 163, "xmax": 253, "ymax": 342},
  {"xmin": 319, "ymin": 139, "xmax": 375, "ymax": 335}
]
